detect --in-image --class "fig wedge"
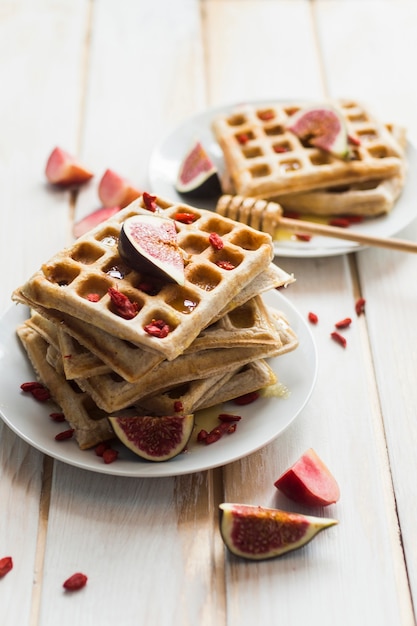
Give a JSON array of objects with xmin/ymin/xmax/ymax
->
[
  {"xmin": 118, "ymin": 214, "xmax": 185, "ymax": 285},
  {"xmin": 176, "ymin": 140, "xmax": 221, "ymax": 198},
  {"xmin": 73, "ymin": 206, "xmax": 122, "ymax": 238},
  {"xmin": 286, "ymin": 105, "xmax": 349, "ymax": 158},
  {"xmin": 109, "ymin": 413, "xmax": 194, "ymax": 462},
  {"xmin": 98, "ymin": 169, "xmax": 141, "ymax": 208},
  {"xmin": 45, "ymin": 147, "xmax": 94, "ymax": 187},
  {"xmin": 219, "ymin": 503, "xmax": 337, "ymax": 560},
  {"xmin": 274, "ymin": 448, "xmax": 340, "ymax": 507}
]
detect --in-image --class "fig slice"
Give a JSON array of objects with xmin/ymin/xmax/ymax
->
[
  {"xmin": 274, "ymin": 448, "xmax": 340, "ymax": 507},
  {"xmin": 98, "ymin": 168, "xmax": 142, "ymax": 208},
  {"xmin": 45, "ymin": 147, "xmax": 94, "ymax": 187},
  {"xmin": 219, "ymin": 503, "xmax": 337, "ymax": 560},
  {"xmin": 286, "ymin": 105, "xmax": 349, "ymax": 158},
  {"xmin": 108, "ymin": 413, "xmax": 194, "ymax": 462},
  {"xmin": 176, "ymin": 141, "xmax": 221, "ymax": 198},
  {"xmin": 73, "ymin": 206, "xmax": 122, "ymax": 238},
  {"xmin": 118, "ymin": 214, "xmax": 185, "ymax": 285}
]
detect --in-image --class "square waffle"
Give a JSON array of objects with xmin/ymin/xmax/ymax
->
[
  {"xmin": 212, "ymin": 100, "xmax": 404, "ymax": 198},
  {"xmin": 13, "ymin": 196, "xmax": 275, "ymax": 361}
]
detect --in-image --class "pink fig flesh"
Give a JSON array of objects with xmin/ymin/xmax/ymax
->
[
  {"xmin": 98, "ymin": 169, "xmax": 141, "ymax": 208},
  {"xmin": 219, "ymin": 503, "xmax": 337, "ymax": 560},
  {"xmin": 274, "ymin": 448, "xmax": 340, "ymax": 507},
  {"xmin": 45, "ymin": 147, "xmax": 93, "ymax": 187}
]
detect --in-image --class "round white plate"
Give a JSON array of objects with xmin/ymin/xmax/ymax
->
[
  {"xmin": 0, "ymin": 291, "xmax": 317, "ymax": 477},
  {"xmin": 148, "ymin": 101, "xmax": 417, "ymax": 258}
]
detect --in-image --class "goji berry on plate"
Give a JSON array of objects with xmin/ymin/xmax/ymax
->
[
  {"xmin": 308, "ymin": 311, "xmax": 318, "ymax": 324},
  {"xmin": 233, "ymin": 391, "xmax": 260, "ymax": 405}
]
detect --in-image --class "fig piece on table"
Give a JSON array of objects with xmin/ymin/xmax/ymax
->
[
  {"xmin": 73, "ymin": 206, "xmax": 122, "ymax": 238},
  {"xmin": 176, "ymin": 140, "xmax": 221, "ymax": 198},
  {"xmin": 219, "ymin": 503, "xmax": 337, "ymax": 560},
  {"xmin": 98, "ymin": 168, "xmax": 142, "ymax": 208},
  {"xmin": 109, "ymin": 413, "xmax": 194, "ymax": 462},
  {"xmin": 286, "ymin": 105, "xmax": 349, "ymax": 159},
  {"xmin": 45, "ymin": 147, "xmax": 94, "ymax": 187},
  {"xmin": 274, "ymin": 448, "xmax": 340, "ymax": 507},
  {"xmin": 118, "ymin": 213, "xmax": 185, "ymax": 285}
]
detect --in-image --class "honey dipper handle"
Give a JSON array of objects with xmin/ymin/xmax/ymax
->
[{"xmin": 278, "ymin": 216, "xmax": 417, "ymax": 254}]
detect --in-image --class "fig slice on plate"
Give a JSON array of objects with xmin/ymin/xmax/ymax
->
[
  {"xmin": 98, "ymin": 168, "xmax": 142, "ymax": 208},
  {"xmin": 274, "ymin": 448, "xmax": 340, "ymax": 507},
  {"xmin": 118, "ymin": 214, "xmax": 185, "ymax": 285},
  {"xmin": 45, "ymin": 147, "xmax": 94, "ymax": 187},
  {"xmin": 176, "ymin": 140, "xmax": 221, "ymax": 198},
  {"xmin": 286, "ymin": 105, "xmax": 349, "ymax": 158},
  {"xmin": 109, "ymin": 413, "xmax": 194, "ymax": 462},
  {"xmin": 219, "ymin": 503, "xmax": 337, "ymax": 560}
]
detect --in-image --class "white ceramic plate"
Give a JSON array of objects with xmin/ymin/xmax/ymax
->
[
  {"xmin": 148, "ymin": 101, "xmax": 417, "ymax": 258},
  {"xmin": 0, "ymin": 290, "xmax": 317, "ymax": 477}
]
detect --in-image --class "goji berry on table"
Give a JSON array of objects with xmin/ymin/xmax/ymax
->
[
  {"xmin": 355, "ymin": 297, "xmax": 366, "ymax": 316},
  {"xmin": 331, "ymin": 331, "xmax": 347, "ymax": 348},
  {"xmin": 63, "ymin": 572, "xmax": 88, "ymax": 591},
  {"xmin": 335, "ymin": 317, "xmax": 352, "ymax": 329},
  {"xmin": 0, "ymin": 556, "xmax": 13, "ymax": 578},
  {"xmin": 308, "ymin": 311, "xmax": 318, "ymax": 324}
]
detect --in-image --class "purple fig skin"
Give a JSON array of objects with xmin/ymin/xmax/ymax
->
[
  {"xmin": 109, "ymin": 413, "xmax": 194, "ymax": 462},
  {"xmin": 219, "ymin": 503, "xmax": 337, "ymax": 560},
  {"xmin": 274, "ymin": 448, "xmax": 340, "ymax": 507},
  {"xmin": 287, "ymin": 105, "xmax": 349, "ymax": 158}
]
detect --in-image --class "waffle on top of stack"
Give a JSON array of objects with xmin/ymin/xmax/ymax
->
[
  {"xmin": 13, "ymin": 195, "xmax": 298, "ymax": 450},
  {"xmin": 212, "ymin": 99, "xmax": 407, "ymax": 217}
]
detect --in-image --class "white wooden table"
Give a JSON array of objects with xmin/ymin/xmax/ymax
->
[{"xmin": 1, "ymin": 1, "xmax": 417, "ymax": 624}]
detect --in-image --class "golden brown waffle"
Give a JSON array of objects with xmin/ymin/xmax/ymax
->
[
  {"xmin": 212, "ymin": 100, "xmax": 404, "ymax": 198},
  {"xmin": 16, "ymin": 324, "xmax": 114, "ymax": 449},
  {"xmin": 13, "ymin": 197, "xmax": 275, "ymax": 361}
]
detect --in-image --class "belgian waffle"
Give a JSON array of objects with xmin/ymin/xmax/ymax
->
[
  {"xmin": 13, "ymin": 196, "xmax": 275, "ymax": 361},
  {"xmin": 212, "ymin": 100, "xmax": 404, "ymax": 198},
  {"xmin": 17, "ymin": 324, "xmax": 114, "ymax": 449}
]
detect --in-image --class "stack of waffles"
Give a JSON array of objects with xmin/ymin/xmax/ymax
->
[
  {"xmin": 212, "ymin": 100, "xmax": 407, "ymax": 218},
  {"xmin": 13, "ymin": 195, "xmax": 298, "ymax": 450}
]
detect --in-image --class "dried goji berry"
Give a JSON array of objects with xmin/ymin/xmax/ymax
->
[
  {"xmin": 143, "ymin": 191, "xmax": 157, "ymax": 212},
  {"xmin": 348, "ymin": 134, "xmax": 361, "ymax": 146},
  {"xmin": 216, "ymin": 260, "xmax": 235, "ymax": 270},
  {"xmin": 335, "ymin": 317, "xmax": 352, "ymax": 329},
  {"xmin": 0, "ymin": 556, "xmax": 13, "ymax": 578},
  {"xmin": 144, "ymin": 319, "xmax": 170, "ymax": 338},
  {"xmin": 331, "ymin": 331, "xmax": 347, "ymax": 348},
  {"xmin": 174, "ymin": 401, "xmax": 184, "ymax": 413},
  {"xmin": 137, "ymin": 281, "xmax": 158, "ymax": 295},
  {"xmin": 21, "ymin": 382, "xmax": 51, "ymax": 402},
  {"xmin": 94, "ymin": 442, "xmax": 110, "ymax": 457},
  {"xmin": 295, "ymin": 233, "xmax": 312, "ymax": 242},
  {"xmin": 49, "ymin": 412, "xmax": 66, "ymax": 422},
  {"xmin": 55, "ymin": 429, "xmax": 75, "ymax": 441},
  {"xmin": 355, "ymin": 297, "xmax": 366, "ymax": 316},
  {"xmin": 87, "ymin": 293, "xmax": 100, "ymax": 302},
  {"xmin": 233, "ymin": 391, "xmax": 260, "ymax": 405},
  {"xmin": 209, "ymin": 232, "xmax": 224, "ymax": 250},
  {"xmin": 20, "ymin": 381, "xmax": 43, "ymax": 392},
  {"xmin": 197, "ymin": 429, "xmax": 208, "ymax": 442},
  {"xmin": 102, "ymin": 448, "xmax": 118, "ymax": 464},
  {"xmin": 308, "ymin": 312, "xmax": 318, "ymax": 324},
  {"xmin": 236, "ymin": 133, "xmax": 249, "ymax": 144},
  {"xmin": 258, "ymin": 110, "xmax": 275, "ymax": 121},
  {"xmin": 329, "ymin": 218, "xmax": 350, "ymax": 228},
  {"xmin": 273, "ymin": 145, "xmax": 288, "ymax": 153},
  {"xmin": 63, "ymin": 572, "xmax": 88, "ymax": 591},
  {"xmin": 218, "ymin": 413, "xmax": 241, "ymax": 422},
  {"xmin": 173, "ymin": 212, "xmax": 197, "ymax": 224},
  {"xmin": 108, "ymin": 287, "xmax": 139, "ymax": 320},
  {"xmin": 345, "ymin": 215, "xmax": 364, "ymax": 224}
]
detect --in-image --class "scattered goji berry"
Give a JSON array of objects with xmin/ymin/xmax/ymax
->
[
  {"xmin": 344, "ymin": 215, "xmax": 364, "ymax": 224},
  {"xmin": 63, "ymin": 572, "xmax": 88, "ymax": 591},
  {"xmin": 49, "ymin": 412, "xmax": 66, "ymax": 422},
  {"xmin": 137, "ymin": 281, "xmax": 158, "ymax": 295},
  {"xmin": 216, "ymin": 260, "xmax": 235, "ymax": 270},
  {"xmin": 20, "ymin": 381, "xmax": 44, "ymax": 392},
  {"xmin": 144, "ymin": 319, "xmax": 170, "ymax": 338},
  {"xmin": 348, "ymin": 134, "xmax": 361, "ymax": 146},
  {"xmin": 143, "ymin": 191, "xmax": 157, "ymax": 212},
  {"xmin": 329, "ymin": 218, "xmax": 350, "ymax": 228},
  {"xmin": 258, "ymin": 110, "xmax": 275, "ymax": 121},
  {"xmin": 294, "ymin": 233, "xmax": 312, "ymax": 242},
  {"xmin": 205, "ymin": 430, "xmax": 222, "ymax": 445},
  {"xmin": 331, "ymin": 331, "xmax": 347, "ymax": 348},
  {"xmin": 284, "ymin": 211, "xmax": 300, "ymax": 220},
  {"xmin": 335, "ymin": 317, "xmax": 352, "ymax": 329},
  {"xmin": 173, "ymin": 212, "xmax": 197, "ymax": 224},
  {"xmin": 94, "ymin": 442, "xmax": 110, "ymax": 457},
  {"xmin": 355, "ymin": 297, "xmax": 366, "ymax": 316},
  {"xmin": 197, "ymin": 429, "xmax": 208, "ymax": 442},
  {"xmin": 233, "ymin": 391, "xmax": 260, "ymax": 405},
  {"xmin": 174, "ymin": 401, "xmax": 184, "ymax": 413},
  {"xmin": 218, "ymin": 413, "xmax": 241, "ymax": 422},
  {"xmin": 108, "ymin": 287, "xmax": 139, "ymax": 320},
  {"xmin": 273, "ymin": 145, "xmax": 288, "ymax": 153},
  {"xmin": 236, "ymin": 133, "xmax": 249, "ymax": 144},
  {"xmin": 102, "ymin": 448, "xmax": 118, "ymax": 464},
  {"xmin": 87, "ymin": 293, "xmax": 100, "ymax": 302},
  {"xmin": 308, "ymin": 311, "xmax": 318, "ymax": 324},
  {"xmin": 209, "ymin": 232, "xmax": 224, "ymax": 250},
  {"xmin": 55, "ymin": 429, "xmax": 75, "ymax": 441},
  {"xmin": 0, "ymin": 556, "xmax": 13, "ymax": 578},
  {"xmin": 21, "ymin": 382, "xmax": 51, "ymax": 402}
]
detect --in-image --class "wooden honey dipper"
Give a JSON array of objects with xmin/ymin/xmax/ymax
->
[{"xmin": 215, "ymin": 194, "xmax": 417, "ymax": 254}]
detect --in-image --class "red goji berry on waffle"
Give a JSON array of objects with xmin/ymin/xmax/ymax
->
[
  {"xmin": 173, "ymin": 212, "xmax": 197, "ymax": 224},
  {"xmin": 108, "ymin": 287, "xmax": 139, "ymax": 320},
  {"xmin": 209, "ymin": 232, "xmax": 224, "ymax": 250},
  {"xmin": 174, "ymin": 401, "xmax": 184, "ymax": 413},
  {"xmin": 216, "ymin": 260, "xmax": 235, "ymax": 270},
  {"xmin": 144, "ymin": 319, "xmax": 170, "ymax": 338},
  {"xmin": 63, "ymin": 572, "xmax": 88, "ymax": 591},
  {"xmin": 143, "ymin": 191, "xmax": 157, "ymax": 212},
  {"xmin": 0, "ymin": 556, "xmax": 13, "ymax": 578}
]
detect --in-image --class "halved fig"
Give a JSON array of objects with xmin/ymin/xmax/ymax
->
[
  {"xmin": 45, "ymin": 147, "xmax": 94, "ymax": 187},
  {"xmin": 286, "ymin": 105, "xmax": 349, "ymax": 158},
  {"xmin": 176, "ymin": 141, "xmax": 221, "ymax": 198},
  {"xmin": 98, "ymin": 169, "xmax": 141, "ymax": 208},
  {"xmin": 219, "ymin": 503, "xmax": 337, "ymax": 560},
  {"xmin": 108, "ymin": 413, "xmax": 194, "ymax": 461},
  {"xmin": 274, "ymin": 448, "xmax": 340, "ymax": 507},
  {"xmin": 118, "ymin": 214, "xmax": 185, "ymax": 285}
]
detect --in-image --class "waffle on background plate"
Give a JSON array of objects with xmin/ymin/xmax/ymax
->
[
  {"xmin": 13, "ymin": 195, "xmax": 298, "ymax": 451},
  {"xmin": 212, "ymin": 100, "xmax": 407, "ymax": 218}
]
